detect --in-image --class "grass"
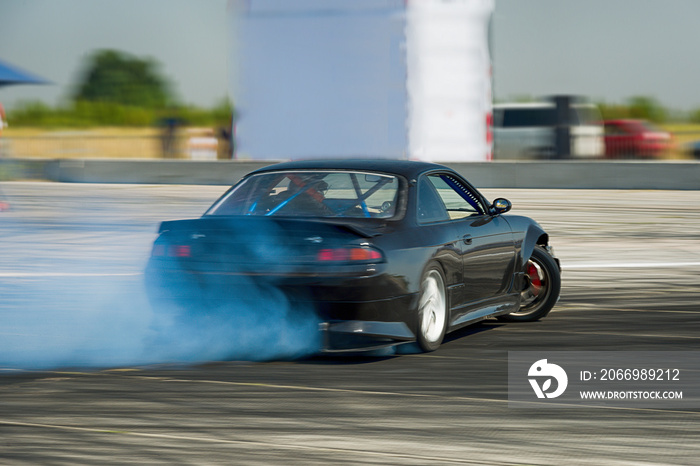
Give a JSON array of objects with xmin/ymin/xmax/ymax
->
[
  {"xmin": 1, "ymin": 127, "xmax": 228, "ymax": 159},
  {"xmin": 659, "ymin": 124, "xmax": 700, "ymax": 159},
  {"xmin": 2, "ymin": 124, "xmax": 699, "ymax": 160}
]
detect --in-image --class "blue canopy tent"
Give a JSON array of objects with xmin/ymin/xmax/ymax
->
[
  {"xmin": 0, "ymin": 59, "xmax": 48, "ymax": 210},
  {"xmin": 0, "ymin": 58, "xmax": 49, "ymax": 87}
]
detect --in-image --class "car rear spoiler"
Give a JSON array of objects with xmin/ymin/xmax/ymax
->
[{"xmin": 157, "ymin": 216, "xmax": 386, "ymax": 238}]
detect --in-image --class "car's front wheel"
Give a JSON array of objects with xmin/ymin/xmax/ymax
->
[
  {"xmin": 417, "ymin": 265, "xmax": 448, "ymax": 352},
  {"xmin": 498, "ymin": 246, "xmax": 560, "ymax": 322}
]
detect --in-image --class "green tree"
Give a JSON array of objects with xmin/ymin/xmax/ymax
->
[
  {"xmin": 689, "ymin": 108, "xmax": 700, "ymax": 124},
  {"xmin": 626, "ymin": 96, "xmax": 667, "ymax": 123},
  {"xmin": 72, "ymin": 49, "xmax": 175, "ymax": 108},
  {"xmin": 597, "ymin": 102, "xmax": 629, "ymax": 120}
]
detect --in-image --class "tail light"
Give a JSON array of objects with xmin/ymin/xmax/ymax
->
[
  {"xmin": 316, "ymin": 247, "xmax": 383, "ymax": 263},
  {"xmin": 152, "ymin": 244, "xmax": 191, "ymax": 258}
]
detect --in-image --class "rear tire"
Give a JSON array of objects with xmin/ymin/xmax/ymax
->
[
  {"xmin": 417, "ymin": 265, "xmax": 448, "ymax": 352},
  {"xmin": 498, "ymin": 246, "xmax": 560, "ymax": 322}
]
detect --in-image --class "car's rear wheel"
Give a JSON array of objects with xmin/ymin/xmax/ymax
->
[
  {"xmin": 417, "ymin": 266, "xmax": 448, "ymax": 352},
  {"xmin": 498, "ymin": 246, "xmax": 560, "ymax": 322}
]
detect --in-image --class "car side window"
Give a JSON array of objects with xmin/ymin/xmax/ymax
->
[
  {"xmin": 427, "ymin": 174, "xmax": 485, "ymax": 220},
  {"xmin": 417, "ymin": 177, "xmax": 450, "ymax": 223},
  {"xmin": 605, "ymin": 124, "xmax": 625, "ymax": 136}
]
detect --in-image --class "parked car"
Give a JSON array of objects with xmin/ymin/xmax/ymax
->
[
  {"xmin": 493, "ymin": 102, "xmax": 604, "ymax": 159},
  {"xmin": 603, "ymin": 119, "xmax": 672, "ymax": 158},
  {"xmin": 145, "ymin": 160, "xmax": 561, "ymax": 354}
]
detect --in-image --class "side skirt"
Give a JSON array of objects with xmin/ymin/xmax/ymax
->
[{"xmin": 447, "ymin": 294, "xmax": 520, "ymax": 332}]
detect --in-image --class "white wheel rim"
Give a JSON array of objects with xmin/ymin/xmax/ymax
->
[{"xmin": 419, "ymin": 270, "xmax": 446, "ymax": 343}]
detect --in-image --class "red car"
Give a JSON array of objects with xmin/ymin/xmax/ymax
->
[{"xmin": 603, "ymin": 119, "xmax": 672, "ymax": 158}]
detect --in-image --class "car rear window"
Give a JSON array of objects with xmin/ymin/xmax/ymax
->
[
  {"xmin": 496, "ymin": 105, "xmax": 601, "ymax": 128},
  {"xmin": 499, "ymin": 108, "xmax": 557, "ymax": 128},
  {"xmin": 206, "ymin": 170, "xmax": 401, "ymax": 219}
]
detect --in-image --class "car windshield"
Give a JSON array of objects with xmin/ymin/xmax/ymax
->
[{"xmin": 206, "ymin": 170, "xmax": 401, "ymax": 219}]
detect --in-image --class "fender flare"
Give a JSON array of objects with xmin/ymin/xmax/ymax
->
[{"xmin": 520, "ymin": 223, "xmax": 549, "ymax": 269}]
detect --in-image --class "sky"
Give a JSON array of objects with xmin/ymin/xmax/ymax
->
[
  {"xmin": 492, "ymin": 0, "xmax": 700, "ymax": 111},
  {"xmin": 1, "ymin": 0, "xmax": 699, "ymax": 112},
  {"xmin": 0, "ymin": 0, "xmax": 229, "ymax": 110}
]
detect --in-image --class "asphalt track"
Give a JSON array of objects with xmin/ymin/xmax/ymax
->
[{"xmin": 1, "ymin": 182, "xmax": 700, "ymax": 465}]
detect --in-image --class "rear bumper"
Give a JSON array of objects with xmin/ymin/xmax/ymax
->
[
  {"xmin": 319, "ymin": 320, "xmax": 415, "ymax": 353},
  {"xmin": 145, "ymin": 263, "xmax": 418, "ymax": 351}
]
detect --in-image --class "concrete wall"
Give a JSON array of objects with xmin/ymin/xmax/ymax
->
[{"xmin": 2, "ymin": 158, "xmax": 699, "ymax": 189}]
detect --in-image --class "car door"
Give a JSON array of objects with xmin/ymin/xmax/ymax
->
[
  {"xmin": 414, "ymin": 176, "xmax": 463, "ymax": 307},
  {"xmin": 424, "ymin": 173, "xmax": 516, "ymax": 304},
  {"xmin": 604, "ymin": 121, "xmax": 628, "ymax": 157}
]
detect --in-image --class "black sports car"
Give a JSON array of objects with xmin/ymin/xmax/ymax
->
[{"xmin": 145, "ymin": 160, "xmax": 561, "ymax": 353}]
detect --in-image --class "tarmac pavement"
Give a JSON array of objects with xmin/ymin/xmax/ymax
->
[{"xmin": 1, "ymin": 182, "xmax": 699, "ymax": 465}]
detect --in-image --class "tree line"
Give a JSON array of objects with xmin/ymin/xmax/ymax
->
[
  {"xmin": 597, "ymin": 96, "xmax": 691, "ymax": 124},
  {"xmin": 7, "ymin": 49, "xmax": 700, "ymax": 127},
  {"xmin": 7, "ymin": 49, "xmax": 233, "ymax": 128}
]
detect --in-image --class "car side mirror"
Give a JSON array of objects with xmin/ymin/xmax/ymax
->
[{"xmin": 491, "ymin": 198, "xmax": 512, "ymax": 215}]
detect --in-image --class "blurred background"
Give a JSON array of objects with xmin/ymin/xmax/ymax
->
[
  {"xmin": 0, "ymin": 0, "xmax": 233, "ymax": 161},
  {"xmin": 0, "ymin": 0, "xmax": 699, "ymax": 162}
]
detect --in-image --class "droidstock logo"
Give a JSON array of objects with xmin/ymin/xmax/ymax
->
[{"xmin": 528, "ymin": 359, "xmax": 568, "ymax": 399}]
